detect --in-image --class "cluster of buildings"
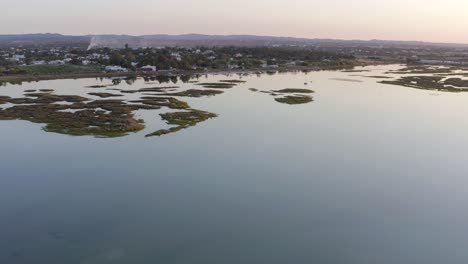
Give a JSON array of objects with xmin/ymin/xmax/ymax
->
[
  {"xmin": 0, "ymin": 47, "xmax": 113, "ymax": 66},
  {"xmin": 103, "ymin": 65, "xmax": 156, "ymax": 72},
  {"xmin": 1, "ymin": 49, "xmax": 25, "ymax": 64},
  {"xmin": 1, "ymin": 46, "xmax": 333, "ymax": 73}
]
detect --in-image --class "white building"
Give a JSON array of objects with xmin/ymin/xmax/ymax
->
[
  {"xmin": 32, "ymin": 60, "xmax": 46, "ymax": 65},
  {"xmin": 171, "ymin": 52, "xmax": 182, "ymax": 61},
  {"xmin": 12, "ymin": 54, "xmax": 25, "ymax": 61},
  {"xmin": 202, "ymin": 50, "xmax": 215, "ymax": 56},
  {"xmin": 48, "ymin": 60, "xmax": 66, "ymax": 65},
  {"xmin": 105, "ymin": 66, "xmax": 129, "ymax": 72},
  {"xmin": 140, "ymin": 65, "xmax": 157, "ymax": 72}
]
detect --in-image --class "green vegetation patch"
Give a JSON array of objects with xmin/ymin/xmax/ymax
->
[
  {"xmin": 380, "ymin": 76, "xmax": 468, "ymax": 92},
  {"xmin": 444, "ymin": 78, "xmax": 468, "ymax": 88},
  {"xmin": 0, "ymin": 98, "xmax": 147, "ymax": 138},
  {"xmin": 11, "ymin": 93, "xmax": 90, "ymax": 104},
  {"xmin": 19, "ymin": 65, "xmax": 102, "ymax": 75},
  {"xmin": 88, "ymin": 92, "xmax": 124, "ymax": 98},
  {"xmin": 157, "ymin": 89, "xmax": 224, "ymax": 98},
  {"xmin": 219, "ymin": 80, "xmax": 247, "ymax": 83},
  {"xmin": 195, "ymin": 82, "xmax": 237, "ymax": 89},
  {"xmin": 86, "ymin": 85, "xmax": 115, "ymax": 88},
  {"xmin": 0, "ymin": 73, "xmax": 218, "ymax": 137},
  {"xmin": 342, "ymin": 69, "xmax": 370, "ymax": 73},
  {"xmin": 146, "ymin": 110, "xmax": 217, "ymax": 137},
  {"xmin": 274, "ymin": 88, "xmax": 314, "ymax": 94},
  {"xmin": 275, "ymin": 95, "xmax": 313, "ymax": 105},
  {"xmin": 330, "ymin": 78, "xmax": 363, "ymax": 83},
  {"xmin": 388, "ymin": 66, "xmax": 459, "ymax": 75},
  {"xmin": 139, "ymin": 86, "xmax": 179, "ymax": 91},
  {"xmin": 366, "ymin": 76, "xmax": 392, "ymax": 79},
  {"xmin": 380, "ymin": 76, "xmax": 444, "ymax": 90},
  {"xmin": 120, "ymin": 86, "xmax": 179, "ymax": 94},
  {"xmin": 131, "ymin": 97, "xmax": 190, "ymax": 109},
  {"xmin": 0, "ymin": 96, "xmax": 11, "ymax": 104},
  {"xmin": 120, "ymin": 90, "xmax": 139, "ymax": 94}
]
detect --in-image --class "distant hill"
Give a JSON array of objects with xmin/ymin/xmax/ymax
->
[
  {"xmin": 1, "ymin": 33, "xmax": 468, "ymax": 49},
  {"xmin": 87, "ymin": 34, "xmax": 468, "ymax": 49},
  {"xmin": 0, "ymin": 33, "xmax": 91, "ymax": 48}
]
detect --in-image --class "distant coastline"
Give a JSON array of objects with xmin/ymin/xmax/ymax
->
[{"xmin": 0, "ymin": 61, "xmax": 383, "ymax": 84}]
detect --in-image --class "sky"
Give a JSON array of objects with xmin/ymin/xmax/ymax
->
[{"xmin": 2, "ymin": 0, "xmax": 468, "ymax": 43}]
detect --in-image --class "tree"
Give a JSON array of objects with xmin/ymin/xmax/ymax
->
[
  {"xmin": 70, "ymin": 57, "xmax": 82, "ymax": 65},
  {"xmin": 125, "ymin": 51, "xmax": 135, "ymax": 62},
  {"xmin": 109, "ymin": 52, "xmax": 124, "ymax": 66}
]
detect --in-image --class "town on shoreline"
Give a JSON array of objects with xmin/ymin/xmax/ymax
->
[
  {"xmin": 2, "ymin": 40, "xmax": 468, "ymax": 83},
  {"xmin": 0, "ymin": 44, "xmax": 389, "ymax": 83}
]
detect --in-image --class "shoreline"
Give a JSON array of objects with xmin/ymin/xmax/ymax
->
[{"xmin": 0, "ymin": 61, "xmax": 389, "ymax": 84}]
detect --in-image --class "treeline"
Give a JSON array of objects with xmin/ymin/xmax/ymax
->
[
  {"xmin": 101, "ymin": 46, "xmax": 355, "ymax": 70},
  {"xmin": 0, "ymin": 45, "xmax": 356, "ymax": 73}
]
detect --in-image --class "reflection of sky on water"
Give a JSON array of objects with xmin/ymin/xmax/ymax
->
[{"xmin": 1, "ymin": 65, "xmax": 468, "ymax": 263}]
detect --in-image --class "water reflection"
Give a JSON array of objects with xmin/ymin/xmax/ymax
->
[{"xmin": 3, "ymin": 65, "xmax": 468, "ymax": 263}]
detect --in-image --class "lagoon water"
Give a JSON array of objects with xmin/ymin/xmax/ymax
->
[{"xmin": 2, "ymin": 65, "xmax": 468, "ymax": 263}]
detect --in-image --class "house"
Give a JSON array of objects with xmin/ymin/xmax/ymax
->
[
  {"xmin": 89, "ymin": 53, "xmax": 102, "ymax": 59},
  {"xmin": 261, "ymin": 62, "xmax": 279, "ymax": 68},
  {"xmin": 141, "ymin": 65, "xmax": 157, "ymax": 72},
  {"xmin": 171, "ymin": 52, "xmax": 182, "ymax": 61},
  {"xmin": 227, "ymin": 64, "xmax": 240, "ymax": 70},
  {"xmin": 31, "ymin": 60, "xmax": 46, "ymax": 65},
  {"xmin": 105, "ymin": 66, "xmax": 129, "ymax": 72},
  {"xmin": 12, "ymin": 54, "xmax": 25, "ymax": 61},
  {"xmin": 202, "ymin": 50, "xmax": 215, "ymax": 56},
  {"xmin": 48, "ymin": 60, "xmax": 66, "ymax": 65}
]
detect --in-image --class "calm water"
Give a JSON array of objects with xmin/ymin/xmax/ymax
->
[{"xmin": 2, "ymin": 65, "xmax": 468, "ymax": 263}]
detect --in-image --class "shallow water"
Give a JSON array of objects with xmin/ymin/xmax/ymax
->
[{"xmin": 2, "ymin": 65, "xmax": 468, "ymax": 263}]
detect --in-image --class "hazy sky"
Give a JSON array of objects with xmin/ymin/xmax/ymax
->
[{"xmin": 2, "ymin": 0, "xmax": 467, "ymax": 43}]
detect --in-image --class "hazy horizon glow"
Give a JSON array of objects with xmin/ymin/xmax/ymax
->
[{"xmin": 3, "ymin": 0, "xmax": 468, "ymax": 43}]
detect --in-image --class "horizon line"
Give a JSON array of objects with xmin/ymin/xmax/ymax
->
[{"xmin": 2, "ymin": 32, "xmax": 468, "ymax": 46}]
